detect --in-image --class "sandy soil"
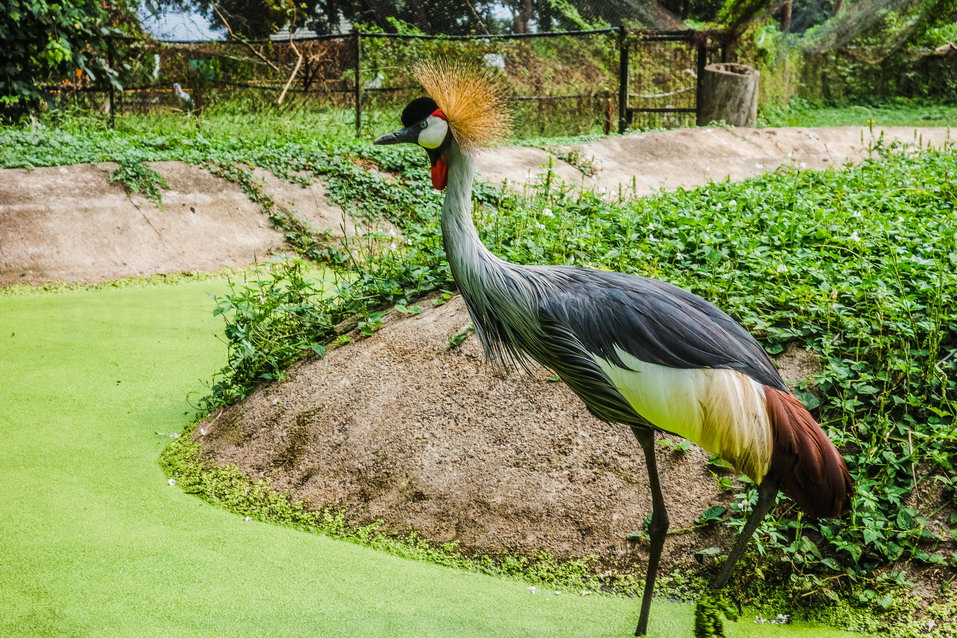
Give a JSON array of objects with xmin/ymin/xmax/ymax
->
[
  {"xmin": 0, "ymin": 161, "xmax": 359, "ymax": 286},
  {"xmin": 477, "ymin": 126, "xmax": 955, "ymax": 194},
  {"xmin": 2, "ymin": 126, "xmax": 951, "ymax": 286}
]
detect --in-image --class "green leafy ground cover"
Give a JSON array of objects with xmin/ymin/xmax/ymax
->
[
  {"xmin": 1, "ymin": 113, "xmax": 955, "ymax": 634},
  {"xmin": 0, "ymin": 280, "xmax": 859, "ymax": 637},
  {"xmin": 758, "ymin": 98, "xmax": 957, "ymax": 128}
]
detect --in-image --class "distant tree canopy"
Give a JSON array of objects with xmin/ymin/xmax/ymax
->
[
  {"xmin": 166, "ymin": 0, "xmax": 955, "ymax": 46},
  {"xmin": 168, "ymin": 0, "xmax": 703, "ymax": 38}
]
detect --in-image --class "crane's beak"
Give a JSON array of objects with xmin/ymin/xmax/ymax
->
[{"xmin": 374, "ymin": 125, "xmax": 419, "ymax": 145}]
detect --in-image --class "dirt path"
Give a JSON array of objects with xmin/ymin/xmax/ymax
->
[
  {"xmin": 0, "ymin": 161, "xmax": 354, "ymax": 286},
  {"xmin": 476, "ymin": 126, "xmax": 954, "ymax": 193},
  {"xmin": 1, "ymin": 126, "xmax": 950, "ymax": 286}
]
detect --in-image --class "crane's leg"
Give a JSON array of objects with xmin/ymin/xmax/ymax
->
[
  {"xmin": 634, "ymin": 429, "xmax": 669, "ymax": 637},
  {"xmin": 708, "ymin": 475, "xmax": 779, "ymax": 590}
]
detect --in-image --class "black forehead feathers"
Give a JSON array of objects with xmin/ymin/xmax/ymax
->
[{"xmin": 401, "ymin": 97, "xmax": 439, "ymax": 127}]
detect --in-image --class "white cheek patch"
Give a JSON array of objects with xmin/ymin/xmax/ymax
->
[{"xmin": 418, "ymin": 116, "xmax": 448, "ymax": 149}]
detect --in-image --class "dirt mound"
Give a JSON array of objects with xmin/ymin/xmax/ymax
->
[
  {"xmin": 198, "ymin": 295, "xmax": 823, "ymax": 571},
  {"xmin": 0, "ymin": 161, "xmax": 358, "ymax": 286},
  {"xmin": 477, "ymin": 126, "xmax": 954, "ymax": 193},
  {"xmin": 191, "ymin": 125, "xmax": 953, "ymax": 575}
]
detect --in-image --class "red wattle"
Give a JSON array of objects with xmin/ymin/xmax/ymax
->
[{"xmin": 431, "ymin": 156, "xmax": 448, "ymax": 190}]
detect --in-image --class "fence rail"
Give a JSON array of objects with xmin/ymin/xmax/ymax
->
[{"xmin": 56, "ymin": 27, "xmax": 715, "ymax": 137}]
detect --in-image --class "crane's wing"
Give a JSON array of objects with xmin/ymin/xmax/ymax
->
[{"xmin": 533, "ymin": 266, "xmax": 787, "ymax": 392}]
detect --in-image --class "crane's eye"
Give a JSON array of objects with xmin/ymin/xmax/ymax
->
[{"xmin": 418, "ymin": 115, "xmax": 449, "ymax": 150}]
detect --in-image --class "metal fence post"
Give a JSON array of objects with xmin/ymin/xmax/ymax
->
[
  {"xmin": 107, "ymin": 37, "xmax": 116, "ymax": 128},
  {"xmin": 617, "ymin": 26, "xmax": 629, "ymax": 134},
  {"xmin": 354, "ymin": 32, "xmax": 362, "ymax": 136},
  {"xmin": 695, "ymin": 32, "xmax": 707, "ymax": 125}
]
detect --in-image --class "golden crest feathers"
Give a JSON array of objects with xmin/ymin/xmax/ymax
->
[{"xmin": 414, "ymin": 59, "xmax": 511, "ymax": 149}]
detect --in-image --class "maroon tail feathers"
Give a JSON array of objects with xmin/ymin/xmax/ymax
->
[{"xmin": 763, "ymin": 386, "xmax": 853, "ymax": 518}]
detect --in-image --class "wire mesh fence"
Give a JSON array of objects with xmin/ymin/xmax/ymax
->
[
  {"xmin": 626, "ymin": 31, "xmax": 707, "ymax": 130},
  {"xmin": 49, "ymin": 28, "xmax": 714, "ymax": 138}
]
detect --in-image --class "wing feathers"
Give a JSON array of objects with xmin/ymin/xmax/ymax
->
[{"xmin": 534, "ymin": 267, "xmax": 787, "ymax": 391}]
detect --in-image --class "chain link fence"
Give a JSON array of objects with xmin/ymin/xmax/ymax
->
[{"xmin": 50, "ymin": 28, "xmax": 715, "ymax": 138}]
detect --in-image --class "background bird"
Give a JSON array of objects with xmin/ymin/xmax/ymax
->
[
  {"xmin": 364, "ymin": 71, "xmax": 386, "ymax": 90},
  {"xmin": 172, "ymin": 82, "xmax": 192, "ymax": 113},
  {"xmin": 375, "ymin": 60, "xmax": 852, "ymax": 637}
]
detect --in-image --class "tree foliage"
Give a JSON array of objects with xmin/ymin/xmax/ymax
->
[{"xmin": 0, "ymin": 0, "xmax": 140, "ymax": 121}]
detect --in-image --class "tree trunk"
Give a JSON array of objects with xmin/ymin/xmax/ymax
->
[
  {"xmin": 781, "ymin": 0, "xmax": 793, "ymax": 33},
  {"xmin": 696, "ymin": 63, "xmax": 759, "ymax": 127},
  {"xmin": 517, "ymin": 0, "xmax": 533, "ymax": 33}
]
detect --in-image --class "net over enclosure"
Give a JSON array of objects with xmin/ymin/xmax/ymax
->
[{"xmin": 54, "ymin": 0, "xmax": 716, "ymax": 137}]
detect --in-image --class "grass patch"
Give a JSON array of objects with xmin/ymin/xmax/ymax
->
[
  {"xmin": 758, "ymin": 97, "xmax": 957, "ymax": 128},
  {"xmin": 2, "ymin": 112, "xmax": 956, "ymax": 633}
]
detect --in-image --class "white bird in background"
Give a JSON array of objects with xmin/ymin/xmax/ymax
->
[
  {"xmin": 364, "ymin": 72, "xmax": 385, "ymax": 90},
  {"xmin": 172, "ymin": 83, "xmax": 192, "ymax": 111}
]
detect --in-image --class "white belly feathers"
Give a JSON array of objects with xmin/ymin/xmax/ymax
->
[{"xmin": 592, "ymin": 347, "xmax": 773, "ymax": 483}]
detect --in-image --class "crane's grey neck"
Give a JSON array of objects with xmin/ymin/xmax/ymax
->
[
  {"xmin": 441, "ymin": 142, "xmax": 491, "ymax": 272},
  {"xmin": 440, "ymin": 141, "xmax": 538, "ymax": 368}
]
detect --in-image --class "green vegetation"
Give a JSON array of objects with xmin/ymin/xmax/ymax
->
[
  {"xmin": 0, "ymin": 278, "xmax": 859, "ymax": 637},
  {"xmin": 200, "ymin": 140, "xmax": 957, "ymax": 631},
  {"xmin": 2, "ymin": 114, "xmax": 955, "ymax": 634},
  {"xmin": 758, "ymin": 98, "xmax": 957, "ymax": 128},
  {"xmin": 0, "ymin": 0, "xmax": 132, "ymax": 120}
]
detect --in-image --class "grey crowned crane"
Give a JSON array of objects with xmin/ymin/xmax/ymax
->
[{"xmin": 375, "ymin": 61, "xmax": 852, "ymax": 636}]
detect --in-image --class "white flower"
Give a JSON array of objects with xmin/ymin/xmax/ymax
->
[
  {"xmin": 243, "ymin": 516, "xmax": 251, "ymax": 522},
  {"xmin": 535, "ymin": 223, "xmax": 546, "ymax": 230},
  {"xmin": 527, "ymin": 586, "xmax": 537, "ymax": 594},
  {"xmin": 852, "ymin": 211, "xmax": 862, "ymax": 218},
  {"xmin": 728, "ymin": 199, "xmax": 737, "ymax": 207},
  {"xmin": 675, "ymin": 252, "xmax": 685, "ymax": 260},
  {"xmin": 542, "ymin": 208, "xmax": 554, "ymax": 217},
  {"xmin": 849, "ymin": 231, "xmax": 861, "ymax": 242},
  {"xmin": 168, "ymin": 478, "xmax": 176, "ymax": 486},
  {"xmin": 776, "ymin": 264, "xmax": 788, "ymax": 273}
]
